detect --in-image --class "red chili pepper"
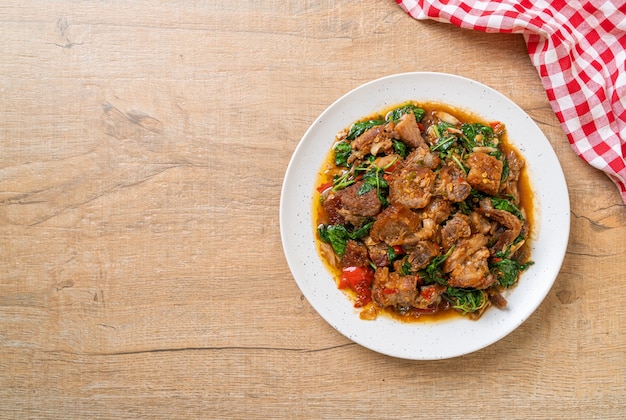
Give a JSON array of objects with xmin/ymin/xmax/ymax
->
[
  {"xmin": 392, "ymin": 245, "xmax": 404, "ymax": 255},
  {"xmin": 420, "ymin": 286, "xmax": 435, "ymax": 300},
  {"xmin": 386, "ymin": 161, "xmax": 399, "ymax": 173},
  {"xmin": 340, "ymin": 266, "xmax": 374, "ymax": 289},
  {"xmin": 340, "ymin": 266, "xmax": 374, "ymax": 307},
  {"xmin": 316, "ymin": 181, "xmax": 333, "ymax": 193},
  {"xmin": 338, "ymin": 273, "xmax": 350, "ymax": 289},
  {"xmin": 489, "ymin": 121, "xmax": 503, "ymax": 134}
]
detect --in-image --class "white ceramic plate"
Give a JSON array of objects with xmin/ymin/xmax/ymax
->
[{"xmin": 280, "ymin": 72, "xmax": 570, "ymax": 360}]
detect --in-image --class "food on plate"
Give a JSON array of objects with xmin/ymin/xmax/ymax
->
[{"xmin": 314, "ymin": 101, "xmax": 534, "ymax": 321}]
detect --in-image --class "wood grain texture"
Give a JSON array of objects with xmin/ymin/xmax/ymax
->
[{"xmin": 1, "ymin": 1, "xmax": 624, "ymax": 418}]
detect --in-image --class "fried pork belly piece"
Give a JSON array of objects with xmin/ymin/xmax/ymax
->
[
  {"xmin": 437, "ymin": 164, "xmax": 471, "ymax": 202},
  {"xmin": 388, "ymin": 165, "xmax": 436, "ymax": 209},
  {"xmin": 466, "ymin": 152, "xmax": 503, "ymax": 195},
  {"xmin": 443, "ymin": 233, "xmax": 495, "ymax": 289},
  {"xmin": 393, "ymin": 111, "xmax": 427, "ymax": 149},
  {"xmin": 478, "ymin": 198, "xmax": 522, "ymax": 254},
  {"xmin": 370, "ymin": 203, "xmax": 422, "ymax": 246}
]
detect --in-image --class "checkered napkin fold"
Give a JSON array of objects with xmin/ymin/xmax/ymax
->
[{"xmin": 397, "ymin": 0, "xmax": 626, "ymax": 203}]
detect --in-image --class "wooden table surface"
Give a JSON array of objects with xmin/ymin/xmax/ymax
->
[{"xmin": 2, "ymin": 1, "xmax": 625, "ymax": 418}]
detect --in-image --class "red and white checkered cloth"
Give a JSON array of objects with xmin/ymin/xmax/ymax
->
[{"xmin": 397, "ymin": 0, "xmax": 626, "ymax": 203}]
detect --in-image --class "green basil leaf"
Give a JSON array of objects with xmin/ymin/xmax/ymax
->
[
  {"xmin": 347, "ymin": 120, "xmax": 385, "ymax": 140},
  {"xmin": 491, "ymin": 258, "xmax": 534, "ymax": 288},
  {"xmin": 420, "ymin": 246, "xmax": 454, "ymax": 285},
  {"xmin": 334, "ymin": 141, "xmax": 352, "ymax": 167},
  {"xmin": 461, "ymin": 123, "xmax": 493, "ymax": 144},
  {"xmin": 386, "ymin": 104, "xmax": 425, "ymax": 123},
  {"xmin": 350, "ymin": 221, "xmax": 373, "ymax": 240},
  {"xmin": 392, "ymin": 139, "xmax": 408, "ymax": 158},
  {"xmin": 318, "ymin": 224, "xmax": 349, "ymax": 256},
  {"xmin": 317, "ymin": 222, "xmax": 373, "ymax": 257},
  {"xmin": 445, "ymin": 288, "xmax": 488, "ymax": 314},
  {"xmin": 490, "ymin": 197, "xmax": 523, "ymax": 220}
]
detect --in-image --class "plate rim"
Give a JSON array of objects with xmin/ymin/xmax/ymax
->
[{"xmin": 280, "ymin": 71, "xmax": 570, "ymax": 360}]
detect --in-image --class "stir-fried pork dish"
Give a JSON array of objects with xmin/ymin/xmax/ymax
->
[{"xmin": 314, "ymin": 102, "xmax": 534, "ymax": 321}]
